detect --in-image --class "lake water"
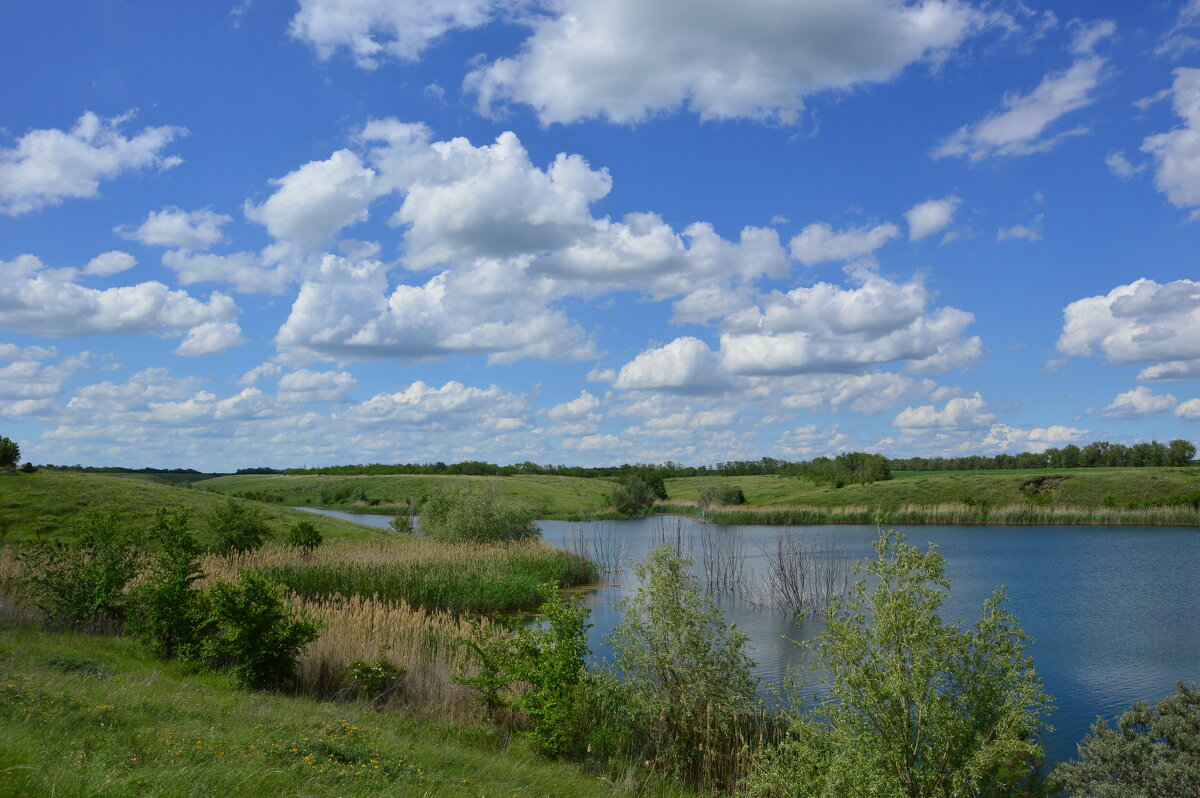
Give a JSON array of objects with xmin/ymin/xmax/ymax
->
[{"xmin": 297, "ymin": 507, "xmax": 1200, "ymax": 764}]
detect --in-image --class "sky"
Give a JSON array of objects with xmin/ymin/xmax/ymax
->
[{"xmin": 1, "ymin": 0, "xmax": 1199, "ymax": 471}]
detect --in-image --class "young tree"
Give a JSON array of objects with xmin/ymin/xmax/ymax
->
[
  {"xmin": 0, "ymin": 435, "xmax": 19, "ymax": 468},
  {"xmin": 751, "ymin": 531, "xmax": 1051, "ymax": 797},
  {"xmin": 203, "ymin": 498, "xmax": 271, "ymax": 553},
  {"xmin": 1052, "ymin": 682, "xmax": 1200, "ymax": 798},
  {"xmin": 608, "ymin": 474, "xmax": 658, "ymax": 516},
  {"xmin": 420, "ymin": 483, "xmax": 539, "ymax": 543},
  {"xmin": 128, "ymin": 508, "xmax": 207, "ymax": 659}
]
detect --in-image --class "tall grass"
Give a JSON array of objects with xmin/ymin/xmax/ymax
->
[
  {"xmin": 202, "ymin": 539, "xmax": 596, "ymax": 613},
  {"xmin": 656, "ymin": 501, "xmax": 1200, "ymax": 526}
]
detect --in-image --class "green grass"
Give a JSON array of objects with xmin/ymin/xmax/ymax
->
[
  {"xmin": 0, "ymin": 626, "xmax": 649, "ymax": 798},
  {"xmin": 0, "ymin": 471, "xmax": 381, "ymax": 544},
  {"xmin": 196, "ymin": 473, "xmax": 616, "ymax": 519},
  {"xmin": 665, "ymin": 468, "xmax": 1200, "ymax": 516}
]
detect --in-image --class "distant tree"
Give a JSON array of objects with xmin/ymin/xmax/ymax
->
[
  {"xmin": 609, "ymin": 475, "xmax": 658, "ymax": 517},
  {"xmin": 1167, "ymin": 439, "xmax": 1197, "ymax": 467},
  {"xmin": 0, "ymin": 436, "xmax": 19, "ymax": 468},
  {"xmin": 1052, "ymin": 682, "xmax": 1200, "ymax": 798},
  {"xmin": 285, "ymin": 520, "xmax": 322, "ymax": 553},
  {"xmin": 203, "ymin": 499, "xmax": 271, "ymax": 554}
]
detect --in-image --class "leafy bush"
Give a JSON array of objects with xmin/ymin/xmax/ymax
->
[
  {"xmin": 419, "ymin": 483, "xmax": 539, "ymax": 543},
  {"xmin": 607, "ymin": 545, "xmax": 759, "ymax": 785},
  {"xmin": 747, "ymin": 531, "xmax": 1050, "ymax": 798},
  {"xmin": 192, "ymin": 570, "xmax": 320, "ymax": 689},
  {"xmin": 609, "ymin": 475, "xmax": 658, "ymax": 517},
  {"xmin": 347, "ymin": 658, "xmax": 405, "ymax": 706},
  {"xmin": 0, "ymin": 435, "xmax": 18, "ymax": 468},
  {"xmin": 286, "ymin": 520, "xmax": 322, "ymax": 553},
  {"xmin": 697, "ymin": 480, "xmax": 747, "ymax": 508},
  {"xmin": 1052, "ymin": 681, "xmax": 1200, "ymax": 798},
  {"xmin": 127, "ymin": 508, "xmax": 207, "ymax": 659},
  {"xmin": 19, "ymin": 507, "xmax": 144, "ymax": 628},
  {"xmin": 204, "ymin": 498, "xmax": 271, "ymax": 553}
]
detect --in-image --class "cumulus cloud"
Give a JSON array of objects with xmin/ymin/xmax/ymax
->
[
  {"xmin": 996, "ymin": 214, "xmax": 1044, "ymax": 242},
  {"xmin": 1141, "ymin": 68, "xmax": 1200, "ymax": 217},
  {"xmin": 776, "ymin": 372, "xmax": 963, "ymax": 416},
  {"xmin": 172, "ymin": 321, "xmax": 245, "ymax": 357},
  {"xmin": 245, "ymin": 149, "xmax": 379, "ymax": 249},
  {"xmin": 340, "ymin": 380, "xmax": 529, "ymax": 431},
  {"xmin": 1098, "ymin": 386, "xmax": 1177, "ymax": 419},
  {"xmin": 1057, "ymin": 278, "xmax": 1200, "ymax": 369},
  {"xmin": 0, "ymin": 112, "xmax": 185, "ymax": 215},
  {"xmin": 893, "ymin": 392, "xmax": 995, "ymax": 429},
  {"xmin": 773, "ymin": 424, "xmax": 851, "ymax": 458},
  {"xmin": 1176, "ymin": 398, "xmax": 1200, "ymax": 420},
  {"xmin": 1138, "ymin": 359, "xmax": 1200, "ymax": 381},
  {"xmin": 613, "ymin": 337, "xmax": 731, "ymax": 394},
  {"xmin": 116, "ymin": 206, "xmax": 232, "ymax": 250},
  {"xmin": 466, "ymin": 0, "xmax": 986, "ymax": 125},
  {"xmin": 1105, "ymin": 150, "xmax": 1145, "ymax": 179},
  {"xmin": 548, "ymin": 390, "xmax": 602, "ymax": 421},
  {"xmin": 981, "ymin": 423, "xmax": 1090, "ymax": 452},
  {"xmin": 289, "ymin": 0, "xmax": 492, "ymax": 68},
  {"xmin": 904, "ymin": 196, "xmax": 961, "ymax": 241},
  {"xmin": 933, "ymin": 25, "xmax": 1111, "ymax": 161},
  {"xmin": 789, "ymin": 221, "xmax": 900, "ymax": 265},
  {"xmin": 276, "ymin": 369, "xmax": 357, "ymax": 403},
  {"xmin": 83, "ymin": 251, "xmax": 137, "ymax": 276},
  {"xmin": 0, "ymin": 348, "xmax": 99, "ymax": 402},
  {"xmin": 160, "ymin": 249, "xmax": 295, "ymax": 294},
  {"xmin": 0, "ymin": 254, "xmax": 241, "ymax": 347}
]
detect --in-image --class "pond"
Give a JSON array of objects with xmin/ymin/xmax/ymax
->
[{"xmin": 296, "ymin": 507, "xmax": 1200, "ymax": 764}]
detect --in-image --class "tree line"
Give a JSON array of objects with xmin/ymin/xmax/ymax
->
[{"xmin": 891, "ymin": 439, "xmax": 1196, "ymax": 471}]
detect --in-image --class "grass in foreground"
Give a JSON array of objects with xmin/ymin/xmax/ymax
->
[{"xmin": 0, "ymin": 626, "xmax": 640, "ymax": 798}]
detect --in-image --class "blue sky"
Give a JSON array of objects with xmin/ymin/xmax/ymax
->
[{"xmin": 2, "ymin": 0, "xmax": 1199, "ymax": 471}]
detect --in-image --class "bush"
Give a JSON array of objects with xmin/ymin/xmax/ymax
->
[
  {"xmin": 0, "ymin": 435, "xmax": 19, "ymax": 468},
  {"xmin": 609, "ymin": 475, "xmax": 658, "ymax": 517},
  {"xmin": 697, "ymin": 480, "xmax": 747, "ymax": 508},
  {"xmin": 607, "ymin": 545, "xmax": 759, "ymax": 786},
  {"xmin": 127, "ymin": 508, "xmax": 207, "ymax": 659},
  {"xmin": 19, "ymin": 507, "xmax": 144, "ymax": 628},
  {"xmin": 1052, "ymin": 682, "xmax": 1200, "ymax": 797},
  {"xmin": 192, "ymin": 570, "xmax": 321, "ymax": 689},
  {"xmin": 286, "ymin": 520, "xmax": 322, "ymax": 553},
  {"xmin": 347, "ymin": 658, "xmax": 406, "ymax": 706},
  {"xmin": 204, "ymin": 498, "xmax": 271, "ymax": 553},
  {"xmin": 419, "ymin": 483, "xmax": 539, "ymax": 543}
]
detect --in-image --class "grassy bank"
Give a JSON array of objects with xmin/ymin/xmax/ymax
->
[
  {"xmin": 0, "ymin": 626, "xmax": 644, "ymax": 798},
  {"xmin": 197, "ymin": 473, "xmax": 615, "ymax": 519},
  {"xmin": 0, "ymin": 470, "xmax": 375, "ymax": 544}
]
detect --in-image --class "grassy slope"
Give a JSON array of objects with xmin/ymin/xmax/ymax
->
[
  {"xmin": 0, "ymin": 471, "xmax": 381, "ymax": 544},
  {"xmin": 665, "ymin": 468, "xmax": 1200, "ymax": 509},
  {"xmin": 197, "ymin": 473, "xmax": 615, "ymax": 519},
  {"xmin": 0, "ymin": 627, "xmax": 639, "ymax": 798}
]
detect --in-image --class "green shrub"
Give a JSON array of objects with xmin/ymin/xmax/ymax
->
[
  {"xmin": 609, "ymin": 475, "xmax": 658, "ymax": 516},
  {"xmin": 419, "ymin": 484, "xmax": 539, "ymax": 543},
  {"xmin": 606, "ymin": 545, "xmax": 759, "ymax": 786},
  {"xmin": 697, "ymin": 481, "xmax": 746, "ymax": 508},
  {"xmin": 127, "ymin": 508, "xmax": 207, "ymax": 659},
  {"xmin": 192, "ymin": 570, "xmax": 320, "ymax": 690},
  {"xmin": 347, "ymin": 658, "xmax": 405, "ymax": 706},
  {"xmin": 1052, "ymin": 682, "xmax": 1200, "ymax": 798},
  {"xmin": 204, "ymin": 498, "xmax": 271, "ymax": 553},
  {"xmin": 285, "ymin": 520, "xmax": 322, "ymax": 553},
  {"xmin": 18, "ymin": 506, "xmax": 144, "ymax": 628}
]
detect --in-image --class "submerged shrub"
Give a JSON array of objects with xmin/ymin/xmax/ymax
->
[
  {"xmin": 19, "ymin": 506, "xmax": 143, "ymax": 628},
  {"xmin": 419, "ymin": 483, "xmax": 539, "ymax": 543}
]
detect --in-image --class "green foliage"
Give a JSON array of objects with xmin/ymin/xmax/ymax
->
[
  {"xmin": 753, "ymin": 531, "xmax": 1050, "ymax": 798},
  {"xmin": 454, "ymin": 617, "xmax": 515, "ymax": 718},
  {"xmin": 286, "ymin": 519, "xmax": 322, "ymax": 552},
  {"xmin": 1052, "ymin": 682, "xmax": 1200, "ymax": 798},
  {"xmin": 347, "ymin": 658, "xmax": 406, "ymax": 705},
  {"xmin": 192, "ymin": 570, "xmax": 320, "ymax": 690},
  {"xmin": 0, "ymin": 435, "xmax": 19, "ymax": 468},
  {"xmin": 697, "ymin": 480, "xmax": 747, "ymax": 508},
  {"xmin": 609, "ymin": 475, "xmax": 658, "ymax": 516},
  {"xmin": 419, "ymin": 483, "xmax": 540, "ymax": 543},
  {"xmin": 606, "ymin": 545, "xmax": 759, "ymax": 785},
  {"xmin": 796, "ymin": 451, "xmax": 893, "ymax": 486},
  {"xmin": 127, "ymin": 508, "xmax": 207, "ymax": 659},
  {"xmin": 204, "ymin": 498, "xmax": 272, "ymax": 553},
  {"xmin": 18, "ymin": 506, "xmax": 144, "ymax": 627},
  {"xmin": 389, "ymin": 510, "xmax": 414, "ymax": 533}
]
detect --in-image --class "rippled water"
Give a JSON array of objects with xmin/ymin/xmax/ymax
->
[{"xmin": 298, "ymin": 507, "xmax": 1200, "ymax": 764}]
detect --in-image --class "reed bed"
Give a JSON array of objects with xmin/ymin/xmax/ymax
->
[
  {"xmin": 655, "ymin": 501, "xmax": 1200, "ymax": 526},
  {"xmin": 201, "ymin": 538, "xmax": 598, "ymax": 613}
]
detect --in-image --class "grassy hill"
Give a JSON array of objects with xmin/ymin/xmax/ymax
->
[
  {"xmin": 197, "ymin": 473, "xmax": 616, "ymax": 520},
  {"xmin": 0, "ymin": 470, "xmax": 377, "ymax": 544}
]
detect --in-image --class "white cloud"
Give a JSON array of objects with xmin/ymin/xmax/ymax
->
[
  {"xmin": 161, "ymin": 249, "xmax": 295, "ymax": 294},
  {"xmin": 1141, "ymin": 68, "xmax": 1200, "ymax": 216},
  {"xmin": 893, "ymin": 392, "xmax": 995, "ymax": 430},
  {"xmin": 0, "ymin": 254, "xmax": 241, "ymax": 344},
  {"xmin": 586, "ymin": 367, "xmax": 616, "ymax": 383},
  {"xmin": 613, "ymin": 336, "xmax": 731, "ymax": 394},
  {"xmin": 777, "ymin": 371, "xmax": 963, "ymax": 416},
  {"xmin": 904, "ymin": 196, "xmax": 961, "ymax": 241},
  {"xmin": 1156, "ymin": 0, "xmax": 1200, "ymax": 59},
  {"xmin": 0, "ymin": 348, "xmax": 98, "ymax": 401},
  {"xmin": 1138, "ymin": 359, "xmax": 1200, "ymax": 381},
  {"xmin": 466, "ymin": 0, "xmax": 986, "ymax": 125},
  {"xmin": 773, "ymin": 424, "xmax": 851, "ymax": 458},
  {"xmin": 1176, "ymin": 398, "xmax": 1200, "ymax": 420},
  {"xmin": 116, "ymin": 206, "xmax": 232, "ymax": 250},
  {"xmin": 548, "ymin": 390, "xmax": 602, "ymax": 422},
  {"xmin": 289, "ymin": 0, "xmax": 492, "ymax": 68},
  {"xmin": 1057, "ymin": 278, "xmax": 1200, "ymax": 368},
  {"xmin": 236, "ymin": 362, "xmax": 283, "ymax": 386},
  {"xmin": 788, "ymin": 221, "xmax": 900, "ymax": 265},
  {"xmin": 996, "ymin": 214, "xmax": 1044, "ymax": 242},
  {"xmin": 83, "ymin": 251, "xmax": 137, "ymax": 276},
  {"xmin": 0, "ymin": 112, "xmax": 185, "ymax": 215},
  {"xmin": 172, "ymin": 322, "xmax": 245, "ymax": 357},
  {"xmin": 1099, "ymin": 386, "xmax": 1177, "ymax": 419},
  {"xmin": 276, "ymin": 369, "xmax": 357, "ymax": 403},
  {"xmin": 980, "ymin": 423, "xmax": 1090, "ymax": 452},
  {"xmin": 933, "ymin": 53, "xmax": 1108, "ymax": 160},
  {"xmin": 245, "ymin": 149, "xmax": 379, "ymax": 249},
  {"xmin": 340, "ymin": 380, "xmax": 528, "ymax": 430},
  {"xmin": 1105, "ymin": 150, "xmax": 1145, "ymax": 179}
]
